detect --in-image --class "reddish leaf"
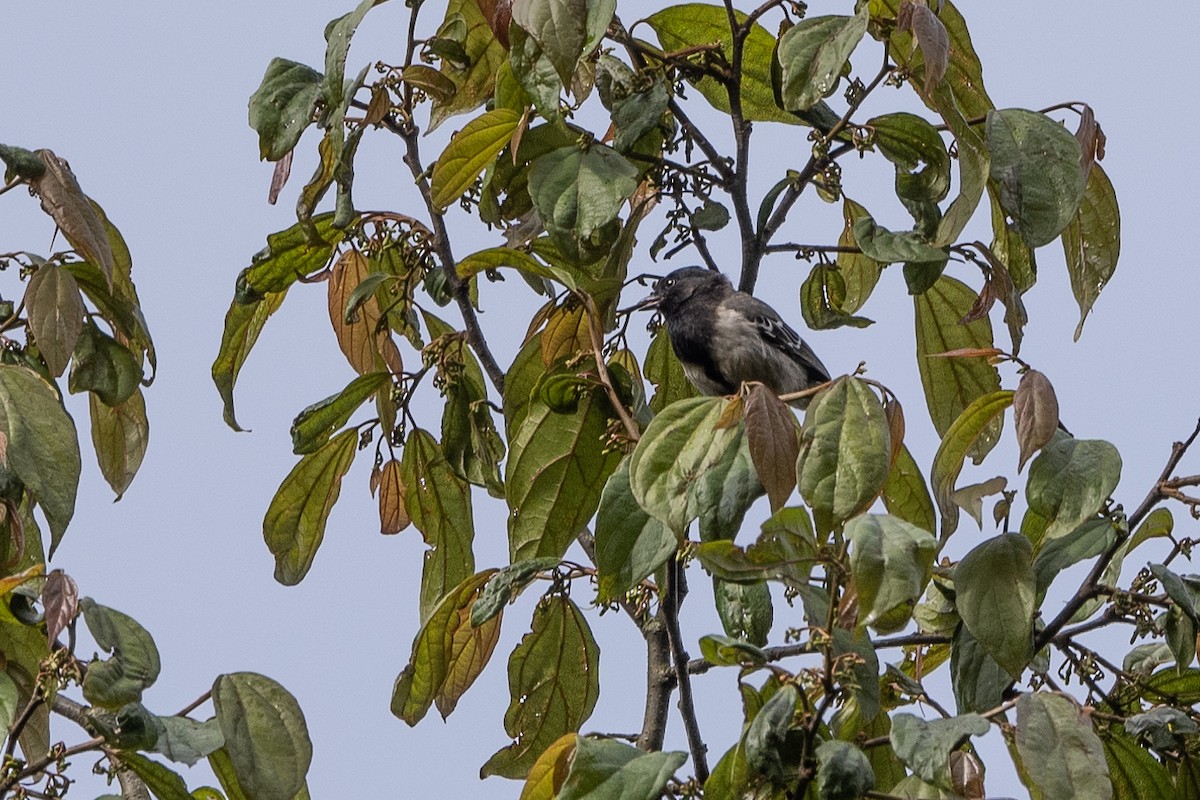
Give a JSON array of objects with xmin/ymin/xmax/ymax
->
[
  {"xmin": 24, "ymin": 263, "xmax": 84, "ymax": 378},
  {"xmin": 926, "ymin": 347, "xmax": 1004, "ymax": 360},
  {"xmin": 32, "ymin": 150, "xmax": 115, "ymax": 286},
  {"xmin": 1014, "ymin": 369, "xmax": 1059, "ymax": 471},
  {"xmin": 898, "ymin": 2, "xmax": 949, "ymax": 93},
  {"xmin": 327, "ymin": 249, "xmax": 404, "ymax": 375},
  {"xmin": 42, "ymin": 569, "xmax": 78, "ymax": 645},
  {"xmin": 1074, "ymin": 104, "xmax": 1106, "ymax": 178},
  {"xmin": 744, "ymin": 383, "xmax": 801, "ymax": 512},
  {"xmin": 268, "ymin": 150, "xmax": 293, "ymax": 205},
  {"xmin": 377, "ymin": 458, "xmax": 410, "ymax": 534}
]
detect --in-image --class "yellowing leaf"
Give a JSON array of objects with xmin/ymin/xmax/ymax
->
[
  {"xmin": 327, "ymin": 250, "xmax": 403, "ymax": 376},
  {"xmin": 430, "ymin": 109, "xmax": 521, "ymax": 210}
]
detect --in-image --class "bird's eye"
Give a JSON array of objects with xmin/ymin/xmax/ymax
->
[{"xmin": 663, "ymin": 278, "xmax": 675, "ymax": 288}]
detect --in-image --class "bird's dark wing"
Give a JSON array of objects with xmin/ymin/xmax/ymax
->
[{"xmin": 723, "ymin": 293, "xmax": 831, "ymax": 384}]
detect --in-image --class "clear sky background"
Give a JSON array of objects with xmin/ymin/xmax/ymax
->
[{"xmin": 3, "ymin": 1, "xmax": 1199, "ymax": 797}]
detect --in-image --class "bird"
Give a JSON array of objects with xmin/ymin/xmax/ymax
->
[{"xmin": 628, "ymin": 266, "xmax": 831, "ymax": 403}]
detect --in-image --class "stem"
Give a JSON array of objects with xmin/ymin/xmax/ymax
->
[
  {"xmin": 662, "ymin": 557, "xmax": 708, "ymax": 782},
  {"xmin": 637, "ymin": 615, "xmax": 674, "ymax": 751},
  {"xmin": 578, "ymin": 293, "xmax": 639, "ymax": 441}
]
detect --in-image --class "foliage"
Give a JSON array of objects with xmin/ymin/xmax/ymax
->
[
  {"xmin": 0, "ymin": 151, "xmax": 311, "ymax": 796},
  {"xmin": 2, "ymin": 0, "xmax": 1197, "ymax": 799},
  {"xmin": 208, "ymin": 0, "xmax": 1199, "ymax": 797}
]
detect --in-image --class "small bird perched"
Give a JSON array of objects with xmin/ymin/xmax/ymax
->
[{"xmin": 629, "ymin": 266, "xmax": 831, "ymax": 403}]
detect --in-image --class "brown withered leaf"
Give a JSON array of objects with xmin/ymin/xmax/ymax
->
[
  {"xmin": 1074, "ymin": 104, "xmax": 1106, "ymax": 178},
  {"xmin": 950, "ymin": 750, "xmax": 985, "ymax": 800},
  {"xmin": 744, "ymin": 383, "xmax": 800, "ymax": 511},
  {"xmin": 883, "ymin": 394, "xmax": 906, "ymax": 468},
  {"xmin": 42, "ymin": 569, "xmax": 79, "ymax": 645},
  {"xmin": 268, "ymin": 150, "xmax": 293, "ymax": 205},
  {"xmin": 715, "ymin": 394, "xmax": 745, "ymax": 430},
  {"xmin": 1014, "ymin": 369, "xmax": 1059, "ymax": 471},
  {"xmin": 927, "ymin": 347, "xmax": 1004, "ymax": 360},
  {"xmin": 33, "ymin": 150, "xmax": 115, "ymax": 286},
  {"xmin": 378, "ymin": 458, "xmax": 410, "ymax": 534},
  {"xmin": 328, "ymin": 249, "xmax": 404, "ymax": 375},
  {"xmin": 540, "ymin": 303, "xmax": 589, "ymax": 366},
  {"xmin": 960, "ymin": 280, "xmax": 995, "ymax": 325},
  {"xmin": 364, "ymin": 84, "xmax": 392, "ymax": 128},
  {"xmin": 898, "ymin": 2, "xmax": 949, "ymax": 93}
]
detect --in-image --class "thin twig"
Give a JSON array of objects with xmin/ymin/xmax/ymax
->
[
  {"xmin": 174, "ymin": 689, "xmax": 212, "ymax": 718},
  {"xmin": 662, "ymin": 558, "xmax": 708, "ymax": 782},
  {"xmin": 579, "ymin": 293, "xmax": 639, "ymax": 440}
]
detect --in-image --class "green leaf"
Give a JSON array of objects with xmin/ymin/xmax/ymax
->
[
  {"xmin": 930, "ymin": 390, "xmax": 1013, "ymax": 537},
  {"xmin": 796, "ymin": 377, "xmax": 891, "ymax": 528},
  {"xmin": 714, "ymin": 578, "xmax": 773, "ymax": 646},
  {"xmin": 471, "ymin": 558, "xmax": 559, "ymax": 628},
  {"xmin": 847, "ymin": 514, "xmax": 937, "ymax": 634},
  {"xmin": 836, "ymin": 198, "xmax": 884, "ymax": 313},
  {"xmin": 1151, "ymin": 564, "xmax": 1200, "ymax": 626},
  {"xmin": 1127, "ymin": 707, "xmax": 1200, "ymax": 752},
  {"xmin": 1025, "ymin": 433, "xmax": 1121, "ymax": 544},
  {"xmin": 1015, "ymin": 693, "xmax": 1112, "ymax": 800},
  {"xmin": 0, "ymin": 365, "xmax": 82, "ymax": 551},
  {"xmin": 694, "ymin": 506, "xmax": 816, "ymax": 586},
  {"xmin": 89, "ymin": 388, "xmax": 149, "ymax": 500},
  {"xmin": 646, "ymin": 4, "xmax": 804, "ymax": 125},
  {"xmin": 816, "ymin": 740, "xmax": 874, "ymax": 800},
  {"xmin": 120, "ymin": 752, "xmax": 192, "ymax": 800},
  {"xmin": 629, "ymin": 396, "xmax": 763, "ymax": 539},
  {"xmin": 481, "ymin": 595, "xmax": 600, "ymax": 779},
  {"xmin": 529, "ymin": 143, "xmax": 638, "ymax": 242},
  {"xmin": 833, "ymin": 626, "xmax": 881, "ymax": 722},
  {"xmin": 698, "ymin": 634, "xmax": 767, "ymax": 668},
  {"xmin": 852, "ymin": 217, "xmax": 948, "ymax": 265},
  {"xmin": 557, "ymin": 736, "xmax": 686, "ymax": 800},
  {"xmin": 81, "ymin": 598, "xmax": 162, "ymax": 709},
  {"xmin": 68, "ymin": 321, "xmax": 142, "ymax": 406},
  {"xmin": 889, "ymin": 712, "xmax": 988, "ymax": 790},
  {"xmin": 745, "ymin": 683, "xmax": 797, "ymax": 784},
  {"xmin": 955, "ymin": 534, "xmax": 1033, "ymax": 678},
  {"xmin": 401, "ymin": 429, "xmax": 476, "ymax": 623},
  {"xmin": 262, "ymin": 428, "xmax": 357, "ymax": 586},
  {"xmin": 1102, "ymin": 728, "xmax": 1175, "ymax": 800},
  {"xmin": 801, "ymin": 263, "xmax": 874, "ymax": 330},
  {"xmin": 883, "ymin": 0, "xmax": 992, "ymax": 246},
  {"xmin": 235, "ymin": 214, "xmax": 345, "ymax": 302},
  {"xmin": 882, "ymin": 443, "xmax": 936, "ymax": 535},
  {"xmin": 1033, "ymin": 517, "xmax": 1116, "ymax": 601},
  {"xmin": 987, "ymin": 108, "xmax": 1086, "ymax": 248},
  {"xmin": 213, "ymin": 673, "xmax": 312, "ymax": 800},
  {"xmin": 456, "ymin": 246, "xmax": 560, "ymax": 286},
  {"xmin": 1064, "ymin": 162, "xmax": 1120, "ymax": 340},
  {"xmin": 506, "ymin": 386, "xmax": 622, "ymax": 561},
  {"xmin": 391, "ymin": 570, "xmax": 499, "ymax": 725},
  {"xmin": 24, "ymin": 262, "xmax": 84, "ymax": 378},
  {"xmin": 869, "ymin": 112, "xmax": 951, "ymax": 203},
  {"xmin": 643, "ymin": 325, "xmax": 697, "ymax": 413},
  {"xmin": 0, "ymin": 143, "xmax": 45, "ymax": 182},
  {"xmin": 776, "ymin": 8, "xmax": 868, "ymax": 112},
  {"xmin": 511, "ymin": 0, "xmax": 615, "ymax": 86},
  {"xmin": 323, "ymin": 0, "xmax": 383, "ymax": 105},
  {"xmin": 949, "ymin": 623, "xmax": 1010, "ymax": 713},
  {"xmin": 1130, "ymin": 507, "xmax": 1173, "ymax": 553},
  {"xmin": 247, "ymin": 58, "xmax": 324, "ymax": 161},
  {"xmin": 429, "ymin": 0, "xmax": 509, "ymax": 131},
  {"xmin": 212, "ymin": 291, "xmax": 287, "ymax": 431},
  {"xmin": 289, "ymin": 372, "xmax": 388, "ymax": 455},
  {"xmin": 594, "ymin": 457, "xmax": 676, "ymax": 604},
  {"xmin": 152, "ymin": 716, "xmax": 225, "ymax": 767},
  {"xmin": 914, "ymin": 276, "xmax": 1002, "ymax": 458},
  {"xmin": 0, "ymin": 671, "xmax": 18, "ymax": 734},
  {"xmin": 430, "ymin": 109, "xmax": 521, "ymax": 210}
]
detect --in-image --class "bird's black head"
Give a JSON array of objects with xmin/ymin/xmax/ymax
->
[{"xmin": 630, "ymin": 267, "xmax": 732, "ymax": 317}]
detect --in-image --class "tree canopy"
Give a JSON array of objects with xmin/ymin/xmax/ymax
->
[{"xmin": 0, "ymin": 1, "xmax": 1198, "ymax": 799}]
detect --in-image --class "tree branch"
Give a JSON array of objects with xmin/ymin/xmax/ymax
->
[{"xmin": 662, "ymin": 557, "xmax": 708, "ymax": 782}]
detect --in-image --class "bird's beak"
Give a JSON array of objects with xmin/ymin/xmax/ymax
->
[{"xmin": 618, "ymin": 291, "xmax": 661, "ymax": 315}]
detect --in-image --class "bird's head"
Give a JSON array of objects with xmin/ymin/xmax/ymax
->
[{"xmin": 626, "ymin": 266, "xmax": 732, "ymax": 318}]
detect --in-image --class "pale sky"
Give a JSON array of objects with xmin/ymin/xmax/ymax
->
[{"xmin": 3, "ymin": 2, "xmax": 1198, "ymax": 797}]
